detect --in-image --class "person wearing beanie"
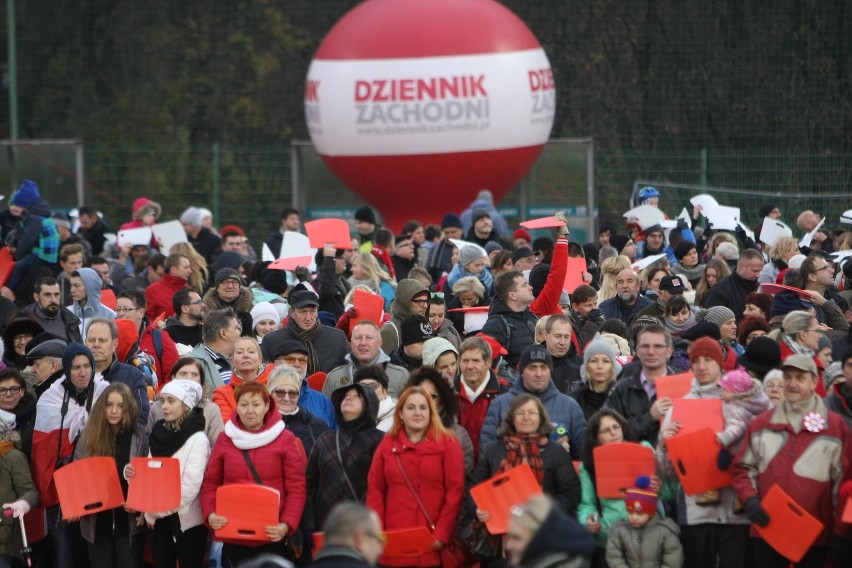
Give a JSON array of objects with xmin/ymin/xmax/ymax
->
[
  {"xmin": 353, "ymin": 205, "xmax": 378, "ymax": 252},
  {"xmin": 0, "ymin": 406, "xmax": 38, "ymax": 566},
  {"xmin": 389, "ymin": 315, "xmax": 434, "ymax": 372},
  {"xmin": 715, "ymin": 369, "xmax": 771, "ymax": 457},
  {"xmin": 465, "ymin": 208, "xmax": 508, "ymax": 249},
  {"xmin": 204, "ymin": 267, "xmax": 253, "ymax": 316},
  {"xmin": 140, "ymin": 376, "xmax": 210, "ymax": 568},
  {"xmin": 424, "ymin": 212, "xmax": 463, "ymax": 280},
  {"xmin": 479, "ymin": 343, "xmax": 587, "ymax": 460},
  {"xmin": 1, "ymin": 180, "xmax": 60, "ymax": 302},
  {"xmin": 608, "ymin": 234, "xmax": 636, "ymax": 261},
  {"xmin": 825, "ymin": 350, "xmax": 852, "ymax": 429},
  {"xmin": 459, "ymin": 189, "xmax": 510, "ymax": 241},
  {"xmin": 640, "ymin": 224, "xmax": 667, "ymax": 258},
  {"xmin": 733, "ymin": 353, "xmax": 850, "ymax": 567},
  {"xmin": 117, "ymin": 196, "xmax": 162, "ymax": 251},
  {"xmin": 180, "ymin": 206, "xmax": 221, "ymax": 265},
  {"xmin": 606, "ymin": 476, "xmax": 683, "ymax": 568},
  {"xmin": 512, "ymin": 228, "xmax": 532, "ymax": 249},
  {"xmin": 671, "ymin": 239, "xmax": 704, "ymax": 288},
  {"xmin": 737, "ymin": 335, "xmax": 781, "ymax": 381},
  {"xmin": 446, "ymin": 242, "xmax": 493, "ymax": 295},
  {"xmin": 421, "ymin": 336, "xmax": 459, "ymax": 380},
  {"xmin": 250, "ymin": 302, "xmax": 281, "ymax": 342},
  {"xmin": 696, "ymin": 305, "xmax": 741, "ymax": 370},
  {"xmin": 570, "ymin": 333, "xmax": 622, "ymax": 421},
  {"xmin": 512, "ymin": 246, "xmax": 536, "ymax": 272}
]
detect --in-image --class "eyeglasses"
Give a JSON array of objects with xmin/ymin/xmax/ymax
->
[
  {"xmin": 598, "ymin": 423, "xmax": 622, "ymax": 436},
  {"xmin": 0, "ymin": 386, "xmax": 23, "ymax": 396},
  {"xmin": 277, "ymin": 355, "xmax": 309, "ymax": 365},
  {"xmin": 411, "ymin": 298, "xmax": 430, "ymax": 306},
  {"xmin": 189, "ymin": 299, "xmax": 205, "ymax": 306},
  {"xmin": 219, "ymin": 280, "xmax": 240, "ymax": 287},
  {"xmin": 513, "ymin": 410, "xmax": 540, "ymax": 417},
  {"xmin": 115, "ymin": 307, "xmax": 140, "ymax": 313},
  {"xmin": 13, "ymin": 334, "xmax": 33, "ymax": 344},
  {"xmin": 358, "ymin": 381, "xmax": 381, "ymax": 391},
  {"xmin": 271, "ymin": 389, "xmax": 300, "ymax": 399}
]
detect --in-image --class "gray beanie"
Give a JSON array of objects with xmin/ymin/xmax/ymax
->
[
  {"xmin": 824, "ymin": 360, "xmax": 843, "ymax": 392},
  {"xmin": 180, "ymin": 206, "xmax": 203, "ymax": 227},
  {"xmin": 422, "ymin": 337, "xmax": 458, "ymax": 368},
  {"xmin": 580, "ymin": 334, "xmax": 622, "ymax": 380},
  {"xmin": 699, "ymin": 306, "xmax": 736, "ymax": 329},
  {"xmin": 458, "ymin": 244, "xmax": 487, "ymax": 268}
]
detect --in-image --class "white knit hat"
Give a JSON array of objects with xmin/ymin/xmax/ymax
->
[
  {"xmin": 0, "ymin": 409, "xmax": 16, "ymax": 432},
  {"xmin": 161, "ymin": 380, "xmax": 202, "ymax": 410},
  {"xmin": 251, "ymin": 302, "xmax": 282, "ymax": 332}
]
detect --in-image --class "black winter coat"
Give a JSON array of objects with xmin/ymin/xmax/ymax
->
[
  {"xmin": 474, "ymin": 438, "xmax": 581, "ymax": 517},
  {"xmin": 603, "ymin": 371, "xmax": 660, "ymax": 445},
  {"xmin": 701, "ymin": 271, "xmax": 758, "ymax": 322},
  {"xmin": 280, "ymin": 406, "xmax": 329, "ymax": 458},
  {"xmin": 570, "ymin": 383, "xmax": 614, "ymax": 422},
  {"xmin": 480, "ymin": 296, "xmax": 538, "ymax": 368}
]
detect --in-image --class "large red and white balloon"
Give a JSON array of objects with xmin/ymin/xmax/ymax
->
[{"xmin": 305, "ymin": 0, "xmax": 555, "ymax": 230}]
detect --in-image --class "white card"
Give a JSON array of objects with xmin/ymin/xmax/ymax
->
[
  {"xmin": 116, "ymin": 227, "xmax": 152, "ymax": 247},
  {"xmin": 152, "ymin": 220, "xmax": 188, "ymax": 254},
  {"xmin": 623, "ymin": 205, "xmax": 665, "ymax": 230},
  {"xmin": 759, "ymin": 217, "xmax": 793, "ymax": 247}
]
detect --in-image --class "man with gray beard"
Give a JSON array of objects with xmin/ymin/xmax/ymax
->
[{"xmin": 598, "ymin": 268, "xmax": 653, "ymax": 328}]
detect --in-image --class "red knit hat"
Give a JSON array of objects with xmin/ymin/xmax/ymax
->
[
  {"xmin": 689, "ymin": 336, "xmax": 724, "ymax": 368},
  {"xmin": 624, "ymin": 476, "xmax": 657, "ymax": 516},
  {"xmin": 512, "ymin": 228, "xmax": 532, "ymax": 243}
]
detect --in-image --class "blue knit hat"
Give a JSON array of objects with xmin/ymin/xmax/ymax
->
[
  {"xmin": 10, "ymin": 179, "xmax": 40, "ymax": 208},
  {"xmin": 441, "ymin": 213, "xmax": 462, "ymax": 230}
]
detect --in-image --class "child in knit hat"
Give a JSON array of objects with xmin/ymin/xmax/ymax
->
[
  {"xmin": 0, "ymin": 409, "xmax": 39, "ymax": 566},
  {"xmin": 606, "ymin": 476, "xmax": 683, "ymax": 568},
  {"xmin": 716, "ymin": 369, "xmax": 772, "ymax": 463}
]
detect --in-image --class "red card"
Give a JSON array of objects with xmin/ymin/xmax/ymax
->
[
  {"xmin": 304, "ymin": 219, "xmax": 353, "ymax": 249},
  {"xmin": 0, "ymin": 247, "xmax": 15, "ymax": 287},
  {"xmin": 656, "ymin": 373, "xmax": 694, "ymax": 400},
  {"xmin": 758, "ymin": 283, "xmax": 812, "ymax": 299},
  {"xmin": 563, "ymin": 257, "xmax": 588, "ymax": 294},
  {"xmin": 383, "ymin": 527, "xmax": 436, "ymax": 557},
  {"xmin": 470, "ymin": 463, "xmax": 543, "ymax": 534},
  {"xmin": 350, "ymin": 289, "xmax": 385, "ymax": 332},
  {"xmin": 664, "ymin": 427, "xmax": 733, "ymax": 495},
  {"xmin": 755, "ymin": 484, "xmax": 824, "ymax": 563},
  {"xmin": 268, "ymin": 256, "xmax": 314, "ymax": 271},
  {"xmin": 313, "ymin": 531, "xmax": 326, "ymax": 551},
  {"xmin": 54, "ymin": 457, "xmax": 125, "ymax": 519},
  {"xmin": 215, "ymin": 484, "xmax": 280, "ymax": 542},
  {"xmin": 669, "ymin": 398, "xmax": 724, "ymax": 433},
  {"xmin": 306, "ymin": 371, "xmax": 327, "ymax": 393},
  {"xmin": 520, "ymin": 216, "xmax": 564, "ymax": 230},
  {"xmin": 125, "ymin": 458, "xmax": 181, "ymax": 513},
  {"xmin": 100, "ymin": 288, "xmax": 117, "ymax": 311},
  {"xmin": 593, "ymin": 443, "xmax": 656, "ymax": 498},
  {"xmin": 23, "ymin": 507, "xmax": 47, "ymax": 543},
  {"xmin": 842, "ymin": 496, "xmax": 852, "ymax": 523}
]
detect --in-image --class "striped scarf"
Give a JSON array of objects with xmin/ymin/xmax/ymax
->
[{"xmin": 500, "ymin": 434, "xmax": 548, "ymax": 484}]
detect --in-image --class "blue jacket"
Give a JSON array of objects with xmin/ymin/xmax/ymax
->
[
  {"xmin": 99, "ymin": 356, "xmax": 150, "ymax": 427},
  {"xmin": 598, "ymin": 295, "xmax": 654, "ymax": 329},
  {"xmin": 299, "ymin": 378, "xmax": 337, "ymax": 429},
  {"xmin": 480, "ymin": 376, "xmax": 587, "ymax": 460}
]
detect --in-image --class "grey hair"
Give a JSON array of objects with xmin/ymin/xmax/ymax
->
[{"xmin": 781, "ymin": 310, "xmax": 815, "ymax": 340}]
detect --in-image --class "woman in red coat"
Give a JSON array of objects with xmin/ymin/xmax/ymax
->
[
  {"xmin": 367, "ymin": 386, "xmax": 465, "ymax": 567},
  {"xmin": 201, "ymin": 381, "xmax": 307, "ymax": 566}
]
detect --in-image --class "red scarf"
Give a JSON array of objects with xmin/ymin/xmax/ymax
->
[{"xmin": 500, "ymin": 434, "xmax": 548, "ymax": 484}]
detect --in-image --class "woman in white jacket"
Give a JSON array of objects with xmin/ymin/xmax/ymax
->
[{"xmin": 128, "ymin": 380, "xmax": 210, "ymax": 568}]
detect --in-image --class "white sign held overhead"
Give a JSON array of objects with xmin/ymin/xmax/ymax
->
[
  {"xmin": 280, "ymin": 231, "xmax": 317, "ymax": 272},
  {"xmin": 703, "ymin": 204, "xmax": 740, "ymax": 231},
  {"xmin": 689, "ymin": 194, "xmax": 718, "ymax": 211},
  {"xmin": 759, "ymin": 217, "xmax": 793, "ymax": 247},
  {"xmin": 798, "ymin": 217, "xmax": 825, "ymax": 248},
  {"xmin": 116, "ymin": 227, "xmax": 152, "ymax": 247},
  {"xmin": 631, "ymin": 253, "xmax": 667, "ymax": 271},
  {"xmin": 623, "ymin": 205, "xmax": 665, "ymax": 230},
  {"xmin": 151, "ymin": 221, "xmax": 188, "ymax": 254}
]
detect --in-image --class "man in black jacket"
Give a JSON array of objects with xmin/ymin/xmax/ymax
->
[
  {"xmin": 311, "ymin": 503, "xmax": 385, "ymax": 568},
  {"xmin": 702, "ymin": 248, "xmax": 763, "ymax": 324},
  {"xmin": 604, "ymin": 324, "xmax": 675, "ymax": 446},
  {"xmin": 481, "ymin": 270, "xmax": 538, "ymax": 369}
]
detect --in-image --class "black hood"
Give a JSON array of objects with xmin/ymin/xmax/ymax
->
[
  {"xmin": 331, "ymin": 382, "xmax": 379, "ymax": 430},
  {"xmin": 520, "ymin": 505, "xmax": 596, "ymax": 564}
]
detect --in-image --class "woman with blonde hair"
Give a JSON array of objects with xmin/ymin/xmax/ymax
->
[
  {"xmin": 212, "ymin": 337, "xmax": 274, "ymax": 423},
  {"xmin": 694, "ymin": 258, "xmax": 730, "ymax": 307},
  {"xmin": 348, "ymin": 252, "xmax": 396, "ymax": 310},
  {"xmin": 703, "ymin": 232, "xmax": 737, "ymax": 263},
  {"xmin": 74, "ymin": 383, "xmax": 148, "ymax": 567},
  {"xmin": 759, "ymin": 236, "xmax": 799, "ymax": 284},
  {"xmin": 597, "ymin": 256, "xmax": 632, "ymax": 302},
  {"xmin": 170, "ymin": 242, "xmax": 209, "ymax": 295},
  {"xmin": 774, "ymin": 310, "xmax": 828, "ymax": 395},
  {"xmin": 367, "ymin": 386, "xmax": 464, "ymax": 567}
]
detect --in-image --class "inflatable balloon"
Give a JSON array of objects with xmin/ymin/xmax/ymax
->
[{"xmin": 305, "ymin": 0, "xmax": 555, "ymax": 231}]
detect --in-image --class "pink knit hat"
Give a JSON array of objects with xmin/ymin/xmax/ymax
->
[{"xmin": 719, "ymin": 369, "xmax": 754, "ymax": 394}]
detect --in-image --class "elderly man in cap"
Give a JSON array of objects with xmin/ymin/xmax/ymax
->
[
  {"xmin": 480, "ymin": 343, "xmax": 586, "ymax": 459},
  {"xmin": 261, "ymin": 338, "xmax": 336, "ymax": 428},
  {"xmin": 263, "ymin": 289, "xmax": 349, "ymax": 375},
  {"xmin": 323, "ymin": 320, "xmax": 409, "ymax": 399},
  {"xmin": 25, "ymin": 334, "xmax": 67, "ymax": 399},
  {"xmin": 733, "ymin": 354, "xmax": 852, "ymax": 568},
  {"xmin": 203, "ymin": 267, "xmax": 253, "ymax": 317}
]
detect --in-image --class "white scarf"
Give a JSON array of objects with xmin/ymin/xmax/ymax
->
[
  {"xmin": 224, "ymin": 418, "xmax": 285, "ymax": 450},
  {"xmin": 462, "ymin": 374, "xmax": 490, "ymax": 403}
]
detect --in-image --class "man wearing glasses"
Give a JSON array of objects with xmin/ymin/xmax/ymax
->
[{"xmin": 800, "ymin": 255, "xmax": 850, "ymax": 332}]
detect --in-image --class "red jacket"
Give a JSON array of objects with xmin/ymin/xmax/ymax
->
[
  {"xmin": 139, "ymin": 323, "xmax": 180, "ymax": 389},
  {"xmin": 455, "ymin": 371, "xmax": 508, "ymax": 464},
  {"xmin": 144, "ymin": 273, "xmax": 189, "ymax": 321},
  {"xmin": 733, "ymin": 396, "xmax": 851, "ymax": 545},
  {"xmin": 212, "ymin": 364, "xmax": 274, "ymax": 423},
  {"xmin": 201, "ymin": 407, "xmax": 307, "ymax": 545},
  {"xmin": 367, "ymin": 428, "xmax": 465, "ymax": 567},
  {"xmin": 530, "ymin": 236, "xmax": 569, "ymax": 317}
]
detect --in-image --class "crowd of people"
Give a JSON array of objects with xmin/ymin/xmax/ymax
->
[{"xmin": 0, "ymin": 182, "xmax": 850, "ymax": 568}]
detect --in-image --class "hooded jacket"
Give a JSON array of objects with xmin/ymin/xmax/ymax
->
[
  {"xmin": 480, "ymin": 376, "xmax": 587, "ymax": 460},
  {"xmin": 605, "ymin": 516, "xmax": 683, "ymax": 568},
  {"xmin": 201, "ymin": 405, "xmax": 306, "ymax": 545},
  {"xmin": 144, "ymin": 272, "xmax": 189, "ymax": 320},
  {"xmin": 31, "ymin": 343, "xmax": 108, "ymax": 507},
  {"xmin": 304, "ymin": 384, "xmax": 383, "ymax": 532},
  {"xmin": 380, "ymin": 278, "xmax": 428, "ymax": 355},
  {"xmin": 70, "ymin": 267, "xmax": 116, "ymax": 333},
  {"xmin": 519, "ymin": 505, "xmax": 596, "ymax": 568},
  {"xmin": 11, "ymin": 196, "xmax": 59, "ymax": 264}
]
